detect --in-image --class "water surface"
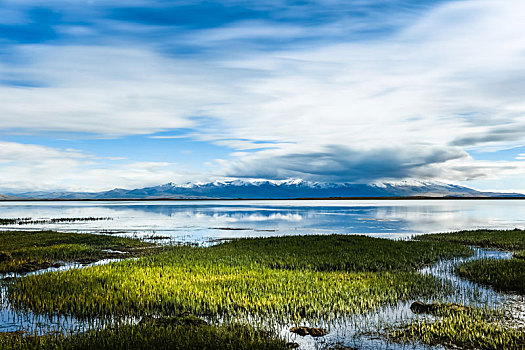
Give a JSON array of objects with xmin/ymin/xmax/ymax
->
[{"xmin": 0, "ymin": 200, "xmax": 524, "ymax": 243}]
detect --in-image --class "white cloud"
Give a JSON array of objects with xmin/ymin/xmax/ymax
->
[
  {"xmin": 1, "ymin": 0, "xmax": 525, "ymax": 190},
  {"xmin": 0, "ymin": 141, "xmax": 200, "ymax": 192}
]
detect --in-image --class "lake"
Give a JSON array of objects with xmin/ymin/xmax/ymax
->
[{"xmin": 1, "ymin": 199, "xmax": 524, "ymax": 244}]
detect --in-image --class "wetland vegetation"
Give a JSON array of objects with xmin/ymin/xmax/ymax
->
[
  {"xmin": 421, "ymin": 229, "xmax": 525, "ymax": 294},
  {"xmin": 0, "ymin": 217, "xmax": 112, "ymax": 225},
  {"xmin": 2, "ymin": 229, "xmax": 525, "ymax": 349},
  {"xmin": 391, "ymin": 304, "xmax": 525, "ymax": 350},
  {"xmin": 419, "ymin": 228, "xmax": 525, "ymax": 251},
  {"xmin": 0, "ymin": 230, "xmax": 154, "ymax": 274},
  {"xmin": 0, "ymin": 316, "xmax": 288, "ymax": 350},
  {"xmin": 6, "ymin": 235, "xmax": 472, "ymax": 321},
  {"xmin": 457, "ymin": 259, "xmax": 525, "ymax": 294}
]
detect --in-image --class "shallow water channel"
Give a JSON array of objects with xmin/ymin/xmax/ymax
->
[{"xmin": 1, "ymin": 247, "xmax": 523, "ymax": 349}]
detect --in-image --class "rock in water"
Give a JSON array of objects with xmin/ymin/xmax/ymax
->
[
  {"xmin": 410, "ymin": 301, "xmax": 436, "ymax": 314},
  {"xmin": 309, "ymin": 327, "xmax": 329, "ymax": 337},
  {"xmin": 290, "ymin": 326, "xmax": 328, "ymax": 337}
]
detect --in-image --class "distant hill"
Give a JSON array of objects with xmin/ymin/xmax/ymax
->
[
  {"xmin": 8, "ymin": 180, "xmax": 524, "ymax": 199},
  {"xmin": 0, "ymin": 193, "xmax": 20, "ymax": 200}
]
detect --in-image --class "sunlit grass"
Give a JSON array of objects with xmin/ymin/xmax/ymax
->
[
  {"xmin": 7, "ymin": 235, "xmax": 471, "ymax": 322},
  {"xmin": 391, "ymin": 305, "xmax": 525, "ymax": 349}
]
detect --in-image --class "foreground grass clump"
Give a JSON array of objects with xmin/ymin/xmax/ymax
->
[
  {"xmin": 457, "ymin": 259, "xmax": 525, "ymax": 294},
  {"xmin": 391, "ymin": 306, "xmax": 525, "ymax": 350},
  {"xmin": 0, "ymin": 231, "xmax": 154, "ymax": 274},
  {"xmin": 419, "ymin": 228, "xmax": 525, "ymax": 251},
  {"xmin": 8, "ymin": 235, "xmax": 467, "ymax": 321},
  {"xmin": 0, "ymin": 317, "xmax": 287, "ymax": 350}
]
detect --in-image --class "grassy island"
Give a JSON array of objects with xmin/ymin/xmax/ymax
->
[
  {"xmin": 0, "ymin": 230, "xmax": 155, "ymax": 274},
  {"xmin": 420, "ymin": 229, "xmax": 525, "ymax": 294}
]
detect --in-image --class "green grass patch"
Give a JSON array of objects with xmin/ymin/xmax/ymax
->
[
  {"xmin": 391, "ymin": 306, "xmax": 525, "ymax": 350},
  {"xmin": 7, "ymin": 235, "xmax": 471, "ymax": 321},
  {"xmin": 420, "ymin": 229, "xmax": 525, "ymax": 294},
  {"xmin": 419, "ymin": 229, "xmax": 525, "ymax": 251},
  {"xmin": 514, "ymin": 250, "xmax": 525, "ymax": 259},
  {"xmin": 208, "ymin": 235, "xmax": 473, "ymax": 272},
  {"xmin": 0, "ymin": 318, "xmax": 287, "ymax": 350},
  {"xmin": 457, "ymin": 259, "xmax": 525, "ymax": 294},
  {"xmin": 0, "ymin": 231, "xmax": 154, "ymax": 274}
]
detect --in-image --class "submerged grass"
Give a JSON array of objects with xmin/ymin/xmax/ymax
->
[
  {"xmin": 7, "ymin": 235, "xmax": 471, "ymax": 322},
  {"xmin": 0, "ymin": 318, "xmax": 287, "ymax": 350},
  {"xmin": 391, "ymin": 305, "xmax": 525, "ymax": 350},
  {"xmin": 0, "ymin": 231, "xmax": 154, "ymax": 274}
]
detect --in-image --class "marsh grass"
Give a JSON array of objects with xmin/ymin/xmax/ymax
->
[
  {"xmin": 457, "ymin": 258, "xmax": 525, "ymax": 294},
  {"xmin": 207, "ymin": 235, "xmax": 473, "ymax": 272},
  {"xmin": 419, "ymin": 228, "xmax": 525, "ymax": 251},
  {"xmin": 390, "ymin": 306, "xmax": 525, "ymax": 350},
  {"xmin": 7, "ymin": 235, "xmax": 471, "ymax": 322},
  {"xmin": 0, "ymin": 217, "xmax": 111, "ymax": 225},
  {"xmin": 0, "ymin": 318, "xmax": 288, "ymax": 350},
  {"xmin": 514, "ymin": 250, "xmax": 525, "ymax": 259},
  {"xmin": 0, "ymin": 231, "xmax": 154, "ymax": 274},
  {"xmin": 420, "ymin": 229, "xmax": 525, "ymax": 294}
]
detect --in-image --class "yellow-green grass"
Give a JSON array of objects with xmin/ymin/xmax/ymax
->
[
  {"xmin": 457, "ymin": 259, "xmax": 525, "ymax": 294},
  {"xmin": 7, "ymin": 235, "xmax": 471, "ymax": 321},
  {"xmin": 0, "ymin": 231, "xmax": 154, "ymax": 274},
  {"xmin": 391, "ymin": 306, "xmax": 525, "ymax": 350},
  {"xmin": 0, "ymin": 318, "xmax": 287, "ymax": 350},
  {"xmin": 419, "ymin": 229, "xmax": 525, "ymax": 251}
]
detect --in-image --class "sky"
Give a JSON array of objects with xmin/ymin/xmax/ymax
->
[{"xmin": 1, "ymin": 0, "xmax": 525, "ymax": 193}]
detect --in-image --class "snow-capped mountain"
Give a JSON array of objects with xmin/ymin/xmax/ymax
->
[{"xmin": 8, "ymin": 179, "xmax": 524, "ymax": 199}]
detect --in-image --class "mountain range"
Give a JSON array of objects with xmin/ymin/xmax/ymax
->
[{"xmin": 4, "ymin": 180, "xmax": 524, "ymax": 199}]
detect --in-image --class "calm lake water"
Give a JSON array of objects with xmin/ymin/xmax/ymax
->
[{"xmin": 1, "ymin": 199, "xmax": 525, "ymax": 243}]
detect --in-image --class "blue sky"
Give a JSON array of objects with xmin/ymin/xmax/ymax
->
[{"xmin": 1, "ymin": 0, "xmax": 525, "ymax": 192}]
